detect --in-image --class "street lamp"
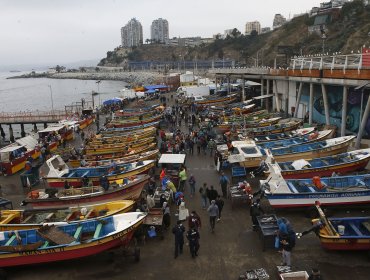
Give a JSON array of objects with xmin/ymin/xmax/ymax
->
[{"xmin": 48, "ymin": 85, "xmax": 54, "ymax": 114}]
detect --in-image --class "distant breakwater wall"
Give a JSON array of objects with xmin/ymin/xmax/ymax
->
[{"xmin": 8, "ymin": 71, "xmax": 164, "ymax": 86}]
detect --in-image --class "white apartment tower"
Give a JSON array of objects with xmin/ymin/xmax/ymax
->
[
  {"xmin": 121, "ymin": 18, "xmax": 143, "ymax": 48},
  {"xmin": 245, "ymin": 21, "xmax": 261, "ymax": 35},
  {"xmin": 151, "ymin": 18, "xmax": 169, "ymax": 44}
]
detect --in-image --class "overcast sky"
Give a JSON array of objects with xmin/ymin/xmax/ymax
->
[{"xmin": 0, "ymin": 0, "xmax": 322, "ymax": 66}]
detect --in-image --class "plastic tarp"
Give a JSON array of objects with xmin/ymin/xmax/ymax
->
[
  {"xmin": 144, "ymin": 85, "xmax": 168, "ymax": 90},
  {"xmin": 103, "ymin": 97, "xmax": 123, "ymax": 105},
  {"xmin": 145, "ymin": 89, "xmax": 157, "ymax": 94},
  {"xmin": 291, "ymin": 159, "xmax": 311, "ymax": 170}
]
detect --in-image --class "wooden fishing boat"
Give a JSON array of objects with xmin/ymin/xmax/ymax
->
[
  {"xmin": 98, "ymin": 126, "xmax": 156, "ymax": 138},
  {"xmin": 0, "ymin": 136, "xmax": 41, "ymax": 176},
  {"xmin": 78, "ymin": 115, "xmax": 95, "ymax": 130},
  {"xmin": 256, "ymin": 129, "xmax": 333, "ymax": 150},
  {"xmin": 222, "ymin": 136, "xmax": 354, "ymax": 168},
  {"xmin": 84, "ymin": 136, "xmax": 155, "ymax": 155},
  {"xmin": 195, "ymin": 93, "xmax": 238, "ymax": 105},
  {"xmin": 113, "ymin": 111, "xmax": 157, "ymax": 121},
  {"xmin": 0, "ymin": 200, "xmax": 135, "ymax": 231},
  {"xmin": 69, "ymin": 149, "xmax": 159, "ymax": 168},
  {"xmin": 114, "ymin": 104, "xmax": 162, "ymax": 117},
  {"xmin": 275, "ymin": 148, "xmax": 370, "ymax": 179},
  {"xmin": 43, "ymin": 155, "xmax": 155, "ymax": 188},
  {"xmin": 216, "ymin": 117, "xmax": 282, "ymax": 133},
  {"xmin": 220, "ymin": 110, "xmax": 270, "ymax": 122},
  {"xmin": 38, "ymin": 124, "xmax": 74, "ymax": 143},
  {"xmin": 77, "ymin": 142, "xmax": 157, "ymax": 161},
  {"xmin": 239, "ymin": 127, "xmax": 316, "ymax": 142},
  {"xmin": 240, "ymin": 121, "xmax": 302, "ymax": 137},
  {"xmin": 22, "ymin": 174, "xmax": 150, "ymax": 209},
  {"xmin": 260, "ymin": 172, "xmax": 370, "ymax": 208},
  {"xmin": 311, "ymin": 204, "xmax": 370, "ymax": 250},
  {"xmin": 103, "ymin": 121, "xmax": 160, "ymax": 132},
  {"xmin": 0, "ymin": 212, "xmax": 146, "ymax": 267},
  {"xmin": 106, "ymin": 114, "xmax": 162, "ymax": 128}
]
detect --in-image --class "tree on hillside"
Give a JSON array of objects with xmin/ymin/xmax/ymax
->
[{"xmin": 231, "ymin": 28, "xmax": 241, "ymax": 38}]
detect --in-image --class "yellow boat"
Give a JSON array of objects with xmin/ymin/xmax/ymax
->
[
  {"xmin": 92, "ymin": 127, "xmax": 156, "ymax": 144},
  {"xmin": 69, "ymin": 149, "xmax": 159, "ymax": 168},
  {"xmin": 87, "ymin": 136, "xmax": 155, "ymax": 150},
  {"xmin": 85, "ymin": 137, "xmax": 155, "ymax": 155},
  {"xmin": 0, "ymin": 200, "xmax": 135, "ymax": 231}
]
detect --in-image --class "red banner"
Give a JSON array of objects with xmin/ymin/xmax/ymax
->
[{"xmin": 362, "ymin": 48, "xmax": 370, "ymax": 67}]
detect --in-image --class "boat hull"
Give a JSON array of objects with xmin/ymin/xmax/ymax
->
[
  {"xmin": 24, "ymin": 176, "xmax": 149, "ymax": 209},
  {"xmin": 265, "ymin": 190, "xmax": 370, "ymax": 208},
  {"xmin": 280, "ymin": 158, "xmax": 369, "ymax": 179},
  {"xmin": 0, "ymin": 215, "xmax": 143, "ymax": 267},
  {"xmin": 45, "ymin": 161, "xmax": 155, "ymax": 188},
  {"xmin": 319, "ymin": 236, "xmax": 370, "ymax": 250}
]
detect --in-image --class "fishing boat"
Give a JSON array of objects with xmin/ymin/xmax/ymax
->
[
  {"xmin": 240, "ymin": 127, "xmax": 316, "ymax": 142},
  {"xmin": 221, "ymin": 136, "xmax": 354, "ymax": 168},
  {"xmin": 256, "ymin": 129, "xmax": 333, "ymax": 150},
  {"xmin": 106, "ymin": 114, "xmax": 162, "ymax": 128},
  {"xmin": 0, "ymin": 200, "xmax": 135, "ymax": 231},
  {"xmin": 38, "ymin": 124, "xmax": 74, "ymax": 143},
  {"xmin": 195, "ymin": 93, "xmax": 238, "ymax": 105},
  {"xmin": 240, "ymin": 121, "xmax": 302, "ymax": 137},
  {"xmin": 260, "ymin": 171, "xmax": 370, "ymax": 208},
  {"xmin": 311, "ymin": 203, "xmax": 370, "ymax": 250},
  {"xmin": 84, "ymin": 136, "xmax": 155, "ymax": 155},
  {"xmin": 43, "ymin": 155, "xmax": 155, "ymax": 188},
  {"xmin": 75, "ymin": 142, "xmax": 157, "ymax": 162},
  {"xmin": 276, "ymin": 148, "xmax": 370, "ymax": 179},
  {"xmin": 102, "ymin": 121, "xmax": 160, "ymax": 132},
  {"xmin": 216, "ymin": 117, "xmax": 282, "ymax": 133},
  {"xmin": 97, "ymin": 126, "xmax": 156, "ymax": 139},
  {"xmin": 114, "ymin": 104, "xmax": 162, "ymax": 117},
  {"xmin": 0, "ymin": 136, "xmax": 41, "ymax": 176},
  {"xmin": 22, "ymin": 174, "xmax": 150, "ymax": 209},
  {"xmin": 69, "ymin": 149, "xmax": 159, "ymax": 168},
  {"xmin": 0, "ymin": 212, "xmax": 146, "ymax": 267}
]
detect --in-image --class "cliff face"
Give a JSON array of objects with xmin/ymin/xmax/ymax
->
[{"xmin": 99, "ymin": 1, "xmax": 370, "ymax": 67}]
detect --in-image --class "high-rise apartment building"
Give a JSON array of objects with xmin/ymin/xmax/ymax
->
[
  {"xmin": 121, "ymin": 18, "xmax": 143, "ymax": 48},
  {"xmin": 273, "ymin": 14, "xmax": 287, "ymax": 29},
  {"xmin": 151, "ymin": 18, "xmax": 169, "ymax": 44},
  {"xmin": 245, "ymin": 21, "xmax": 261, "ymax": 35}
]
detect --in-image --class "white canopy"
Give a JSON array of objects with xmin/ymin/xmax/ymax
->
[
  {"xmin": 159, "ymin": 154, "xmax": 186, "ymax": 164},
  {"xmin": 291, "ymin": 159, "xmax": 311, "ymax": 170}
]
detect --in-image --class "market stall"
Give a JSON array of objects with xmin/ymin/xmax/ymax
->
[
  {"xmin": 257, "ymin": 214, "xmax": 279, "ymax": 251},
  {"xmin": 158, "ymin": 154, "xmax": 186, "ymax": 187}
]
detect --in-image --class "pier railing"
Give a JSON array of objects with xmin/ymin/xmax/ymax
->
[{"xmin": 0, "ymin": 110, "xmax": 68, "ymax": 124}]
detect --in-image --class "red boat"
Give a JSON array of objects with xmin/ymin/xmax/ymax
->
[
  {"xmin": 22, "ymin": 174, "xmax": 149, "ymax": 209},
  {"xmin": 0, "ymin": 136, "xmax": 41, "ymax": 176},
  {"xmin": 0, "ymin": 212, "xmax": 146, "ymax": 267}
]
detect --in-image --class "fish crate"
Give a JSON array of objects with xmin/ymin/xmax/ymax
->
[{"xmin": 231, "ymin": 166, "xmax": 247, "ymax": 183}]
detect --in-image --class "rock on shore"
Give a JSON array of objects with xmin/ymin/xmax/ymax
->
[{"xmin": 50, "ymin": 71, "xmax": 164, "ymax": 85}]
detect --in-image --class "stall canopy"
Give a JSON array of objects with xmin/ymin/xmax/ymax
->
[
  {"xmin": 145, "ymin": 89, "xmax": 157, "ymax": 94},
  {"xmin": 103, "ymin": 97, "xmax": 123, "ymax": 105},
  {"xmin": 159, "ymin": 154, "xmax": 186, "ymax": 164},
  {"xmin": 144, "ymin": 85, "xmax": 169, "ymax": 91}
]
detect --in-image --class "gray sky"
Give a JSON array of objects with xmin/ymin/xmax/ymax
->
[{"xmin": 0, "ymin": 0, "xmax": 321, "ymax": 66}]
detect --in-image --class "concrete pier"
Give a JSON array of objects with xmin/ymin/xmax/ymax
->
[
  {"xmin": 20, "ymin": 124, "xmax": 26, "ymax": 138},
  {"xmin": 8, "ymin": 124, "xmax": 14, "ymax": 142}
]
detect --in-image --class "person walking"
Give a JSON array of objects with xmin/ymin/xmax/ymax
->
[
  {"xmin": 178, "ymin": 167, "xmax": 187, "ymax": 192},
  {"xmin": 188, "ymin": 210, "xmax": 202, "ymax": 230},
  {"xmin": 215, "ymin": 195, "xmax": 224, "ymax": 221},
  {"xmin": 208, "ymin": 185, "xmax": 218, "ymax": 204},
  {"xmin": 172, "ymin": 221, "xmax": 186, "ymax": 259},
  {"xmin": 219, "ymin": 172, "xmax": 230, "ymax": 198},
  {"xmin": 250, "ymin": 199, "xmax": 264, "ymax": 230},
  {"xmin": 207, "ymin": 200, "xmax": 219, "ymax": 233},
  {"xmin": 199, "ymin": 183, "xmax": 208, "ymax": 209},
  {"xmin": 186, "ymin": 225, "xmax": 200, "ymax": 258},
  {"xmin": 207, "ymin": 138, "xmax": 216, "ymax": 157},
  {"xmin": 162, "ymin": 202, "xmax": 171, "ymax": 229},
  {"xmin": 188, "ymin": 174, "xmax": 196, "ymax": 198}
]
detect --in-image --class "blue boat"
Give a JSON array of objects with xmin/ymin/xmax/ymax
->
[
  {"xmin": 260, "ymin": 168, "xmax": 370, "ymax": 208},
  {"xmin": 257, "ymin": 129, "xmax": 333, "ymax": 150}
]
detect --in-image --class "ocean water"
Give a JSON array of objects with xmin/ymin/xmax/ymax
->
[
  {"xmin": 0, "ymin": 72, "xmax": 127, "ymax": 112},
  {"xmin": 0, "ymin": 71, "xmax": 127, "ymax": 141}
]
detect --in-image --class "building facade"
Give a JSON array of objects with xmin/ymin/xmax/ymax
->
[
  {"xmin": 273, "ymin": 14, "xmax": 287, "ymax": 29},
  {"xmin": 121, "ymin": 18, "xmax": 143, "ymax": 48},
  {"xmin": 245, "ymin": 21, "xmax": 261, "ymax": 35},
  {"xmin": 151, "ymin": 18, "xmax": 169, "ymax": 44}
]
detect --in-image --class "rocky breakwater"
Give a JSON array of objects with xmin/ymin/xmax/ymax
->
[{"xmin": 50, "ymin": 71, "xmax": 164, "ymax": 85}]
